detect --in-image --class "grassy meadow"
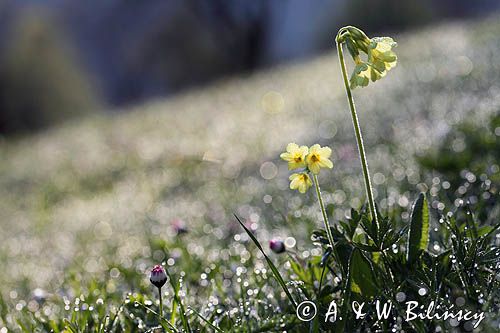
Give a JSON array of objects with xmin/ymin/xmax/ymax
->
[{"xmin": 1, "ymin": 16, "xmax": 500, "ymax": 332}]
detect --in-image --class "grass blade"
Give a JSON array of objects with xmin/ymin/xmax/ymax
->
[
  {"xmin": 234, "ymin": 214, "xmax": 297, "ymax": 309},
  {"xmin": 135, "ymin": 301, "xmax": 179, "ymax": 333},
  {"xmin": 164, "ymin": 269, "xmax": 192, "ymax": 333},
  {"xmin": 188, "ymin": 307, "xmax": 223, "ymax": 333}
]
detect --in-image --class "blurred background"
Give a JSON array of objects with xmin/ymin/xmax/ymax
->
[
  {"xmin": 0, "ymin": 0, "xmax": 499, "ymax": 310},
  {"xmin": 1, "ymin": 0, "xmax": 499, "ymax": 135}
]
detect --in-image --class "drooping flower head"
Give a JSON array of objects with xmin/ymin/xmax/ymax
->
[
  {"xmin": 280, "ymin": 143, "xmax": 309, "ymax": 170},
  {"xmin": 149, "ymin": 265, "xmax": 167, "ymax": 288},
  {"xmin": 289, "ymin": 172, "xmax": 312, "ymax": 193},
  {"xmin": 269, "ymin": 238, "xmax": 286, "ymax": 254},
  {"xmin": 368, "ymin": 37, "xmax": 397, "ymax": 74},
  {"xmin": 337, "ymin": 26, "xmax": 397, "ymax": 89},
  {"xmin": 306, "ymin": 144, "xmax": 333, "ymax": 175}
]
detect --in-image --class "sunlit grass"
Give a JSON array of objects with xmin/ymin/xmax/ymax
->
[{"xmin": 0, "ymin": 15, "xmax": 499, "ymax": 332}]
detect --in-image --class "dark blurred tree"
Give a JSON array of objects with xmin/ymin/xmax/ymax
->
[
  {"xmin": 121, "ymin": 0, "xmax": 270, "ymax": 101},
  {"xmin": 1, "ymin": 0, "xmax": 498, "ymax": 132},
  {"xmin": 0, "ymin": 7, "xmax": 98, "ymax": 134}
]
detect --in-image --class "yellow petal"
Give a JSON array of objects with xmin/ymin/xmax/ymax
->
[
  {"xmin": 309, "ymin": 163, "xmax": 321, "ymax": 175},
  {"xmin": 319, "ymin": 158, "xmax": 333, "ymax": 169},
  {"xmin": 318, "ymin": 146, "xmax": 332, "ymax": 158},
  {"xmin": 289, "ymin": 173, "xmax": 300, "ymax": 189},
  {"xmin": 288, "ymin": 161, "xmax": 306, "ymax": 170},
  {"xmin": 309, "ymin": 144, "xmax": 320, "ymax": 152},
  {"xmin": 280, "ymin": 152, "xmax": 292, "ymax": 161},
  {"xmin": 286, "ymin": 142, "xmax": 299, "ymax": 152},
  {"xmin": 298, "ymin": 145, "xmax": 309, "ymax": 156}
]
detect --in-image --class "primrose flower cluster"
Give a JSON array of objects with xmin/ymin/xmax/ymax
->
[
  {"xmin": 280, "ymin": 143, "xmax": 333, "ymax": 193},
  {"xmin": 337, "ymin": 26, "xmax": 397, "ymax": 89}
]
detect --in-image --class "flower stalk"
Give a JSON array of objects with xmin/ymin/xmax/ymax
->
[
  {"xmin": 313, "ymin": 174, "xmax": 346, "ymax": 276},
  {"xmin": 313, "ymin": 174, "xmax": 336, "ymax": 249},
  {"xmin": 158, "ymin": 286, "xmax": 163, "ymax": 317},
  {"xmin": 280, "ymin": 142, "xmax": 343, "ymax": 270},
  {"xmin": 336, "ymin": 34, "xmax": 379, "ymax": 228}
]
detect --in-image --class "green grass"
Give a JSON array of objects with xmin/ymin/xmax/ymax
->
[{"xmin": 0, "ymin": 15, "xmax": 500, "ymax": 332}]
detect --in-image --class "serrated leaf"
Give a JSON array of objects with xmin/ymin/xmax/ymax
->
[
  {"xmin": 351, "ymin": 242, "xmax": 379, "ymax": 252},
  {"xmin": 289, "ymin": 259, "xmax": 309, "ymax": 283},
  {"xmin": 407, "ymin": 193, "xmax": 430, "ymax": 263},
  {"xmin": 348, "ymin": 248, "xmax": 377, "ymax": 298}
]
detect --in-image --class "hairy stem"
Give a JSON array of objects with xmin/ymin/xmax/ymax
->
[
  {"xmin": 336, "ymin": 39, "xmax": 379, "ymax": 228},
  {"xmin": 313, "ymin": 174, "xmax": 346, "ymax": 277},
  {"xmin": 313, "ymin": 174, "xmax": 336, "ymax": 248}
]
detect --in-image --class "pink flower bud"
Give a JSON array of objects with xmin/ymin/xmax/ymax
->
[
  {"xmin": 149, "ymin": 265, "xmax": 167, "ymax": 288},
  {"xmin": 269, "ymin": 238, "xmax": 286, "ymax": 254},
  {"xmin": 171, "ymin": 218, "xmax": 188, "ymax": 235}
]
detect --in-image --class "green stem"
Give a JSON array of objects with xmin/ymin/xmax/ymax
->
[
  {"xmin": 313, "ymin": 174, "xmax": 346, "ymax": 277},
  {"xmin": 313, "ymin": 174, "xmax": 336, "ymax": 249},
  {"xmin": 336, "ymin": 39, "xmax": 379, "ymax": 228},
  {"xmin": 158, "ymin": 286, "xmax": 163, "ymax": 318}
]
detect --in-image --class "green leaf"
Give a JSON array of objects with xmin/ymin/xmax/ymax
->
[
  {"xmin": 348, "ymin": 248, "xmax": 377, "ymax": 298},
  {"xmin": 289, "ymin": 259, "xmax": 309, "ymax": 284},
  {"xmin": 351, "ymin": 242, "xmax": 379, "ymax": 252},
  {"xmin": 407, "ymin": 193, "xmax": 430, "ymax": 263},
  {"xmin": 334, "ymin": 240, "xmax": 352, "ymax": 274},
  {"xmin": 234, "ymin": 214, "xmax": 297, "ymax": 309},
  {"xmin": 189, "ymin": 306, "xmax": 223, "ymax": 332},
  {"xmin": 134, "ymin": 301, "xmax": 179, "ymax": 333},
  {"xmin": 360, "ymin": 214, "xmax": 378, "ymax": 245},
  {"xmin": 164, "ymin": 269, "xmax": 192, "ymax": 333}
]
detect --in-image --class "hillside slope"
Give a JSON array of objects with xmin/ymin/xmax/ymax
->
[{"xmin": 1, "ymin": 16, "xmax": 500, "ymax": 294}]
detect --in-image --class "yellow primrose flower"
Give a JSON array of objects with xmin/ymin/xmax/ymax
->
[
  {"xmin": 306, "ymin": 144, "xmax": 333, "ymax": 174},
  {"xmin": 280, "ymin": 143, "xmax": 309, "ymax": 170},
  {"xmin": 341, "ymin": 30, "xmax": 397, "ymax": 89},
  {"xmin": 289, "ymin": 172, "xmax": 312, "ymax": 194},
  {"xmin": 368, "ymin": 37, "xmax": 397, "ymax": 75}
]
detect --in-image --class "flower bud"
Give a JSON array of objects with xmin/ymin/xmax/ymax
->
[
  {"xmin": 269, "ymin": 238, "xmax": 286, "ymax": 254},
  {"xmin": 149, "ymin": 265, "xmax": 168, "ymax": 288},
  {"xmin": 345, "ymin": 26, "xmax": 370, "ymax": 52}
]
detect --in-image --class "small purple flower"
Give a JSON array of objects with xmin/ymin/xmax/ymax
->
[
  {"xmin": 171, "ymin": 218, "xmax": 188, "ymax": 235},
  {"xmin": 149, "ymin": 265, "xmax": 168, "ymax": 288},
  {"xmin": 269, "ymin": 238, "xmax": 286, "ymax": 254}
]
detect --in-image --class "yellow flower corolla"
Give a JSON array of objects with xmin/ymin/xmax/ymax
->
[
  {"xmin": 280, "ymin": 143, "xmax": 309, "ymax": 170},
  {"xmin": 306, "ymin": 144, "xmax": 333, "ymax": 175},
  {"xmin": 289, "ymin": 173, "xmax": 312, "ymax": 193},
  {"xmin": 279, "ymin": 143, "xmax": 333, "ymax": 193},
  {"xmin": 368, "ymin": 37, "xmax": 397, "ymax": 75}
]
